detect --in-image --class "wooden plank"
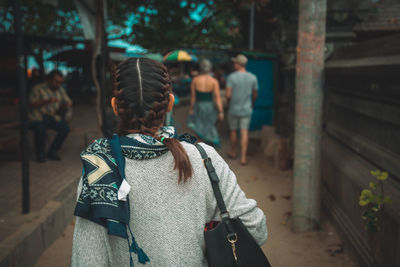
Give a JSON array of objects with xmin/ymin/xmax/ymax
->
[
  {"xmin": 333, "ymin": 33, "xmax": 400, "ymax": 59},
  {"xmin": 326, "ymin": 55, "xmax": 400, "ymax": 68},
  {"xmin": 326, "ymin": 64, "xmax": 400, "ymax": 79},
  {"xmin": 322, "ymin": 140, "xmax": 400, "ymax": 267},
  {"xmin": 322, "ymin": 186, "xmax": 374, "ymax": 267},
  {"xmin": 326, "ymin": 123, "xmax": 400, "ymax": 181},
  {"xmin": 329, "ymin": 93, "xmax": 400, "ymax": 127},
  {"xmin": 326, "ymin": 105, "xmax": 400, "ymax": 156},
  {"xmin": 0, "ymin": 121, "xmax": 19, "ymax": 130},
  {"xmin": 326, "ymin": 83, "xmax": 400, "ymax": 106},
  {"xmin": 376, "ymin": 212, "xmax": 399, "ymax": 267},
  {"xmin": 321, "ymin": 152, "xmax": 366, "ymax": 231},
  {"xmin": 397, "ymin": 230, "xmax": 400, "ymax": 266},
  {"xmin": 322, "ymin": 135, "xmax": 400, "ymax": 224}
]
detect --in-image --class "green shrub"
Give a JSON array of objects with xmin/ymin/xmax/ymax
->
[{"xmin": 359, "ymin": 170, "xmax": 392, "ymax": 233}]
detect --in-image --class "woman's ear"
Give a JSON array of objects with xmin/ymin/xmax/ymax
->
[
  {"xmin": 111, "ymin": 97, "xmax": 118, "ymax": 116},
  {"xmin": 167, "ymin": 93, "xmax": 175, "ymax": 112}
]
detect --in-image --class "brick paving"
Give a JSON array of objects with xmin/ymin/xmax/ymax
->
[{"xmin": 0, "ymin": 104, "xmax": 99, "ymax": 241}]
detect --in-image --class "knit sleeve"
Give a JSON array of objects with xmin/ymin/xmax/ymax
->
[
  {"xmin": 204, "ymin": 144, "xmax": 268, "ymax": 246},
  {"xmin": 71, "ymin": 178, "xmax": 111, "ymax": 267}
]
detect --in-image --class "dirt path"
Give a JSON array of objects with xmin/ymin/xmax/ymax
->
[
  {"xmin": 36, "ymin": 105, "xmax": 356, "ymax": 267},
  {"xmin": 229, "ymin": 144, "xmax": 355, "ymax": 267}
]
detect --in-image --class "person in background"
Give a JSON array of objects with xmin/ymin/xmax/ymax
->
[
  {"xmin": 71, "ymin": 58, "xmax": 267, "ymax": 266},
  {"xmin": 226, "ymin": 54, "xmax": 258, "ymax": 165},
  {"xmin": 214, "ymin": 68, "xmax": 226, "ymax": 90},
  {"xmin": 187, "ymin": 59, "xmax": 224, "ymax": 147},
  {"xmin": 27, "ymin": 67, "xmax": 43, "ymax": 91},
  {"xmin": 29, "ymin": 70, "xmax": 72, "ymax": 162}
]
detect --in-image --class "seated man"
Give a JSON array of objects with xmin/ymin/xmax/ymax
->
[{"xmin": 29, "ymin": 70, "xmax": 72, "ymax": 162}]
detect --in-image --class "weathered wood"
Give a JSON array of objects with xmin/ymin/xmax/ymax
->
[
  {"xmin": 326, "ymin": 82, "xmax": 400, "ymax": 106},
  {"xmin": 326, "ymin": 55, "xmax": 400, "ymax": 68},
  {"xmin": 322, "ymin": 186, "xmax": 375, "ymax": 267},
  {"xmin": 322, "ymin": 135, "xmax": 400, "ymax": 224},
  {"xmin": 322, "ymin": 136, "xmax": 400, "ymax": 267},
  {"xmin": 326, "ymin": 64, "xmax": 400, "ymax": 79},
  {"xmin": 333, "ymin": 33, "xmax": 400, "ymax": 59},
  {"xmin": 326, "ymin": 123, "xmax": 400, "ymax": 182},
  {"xmin": 292, "ymin": 0, "xmax": 327, "ymax": 232},
  {"xmin": 397, "ymin": 230, "xmax": 400, "ymax": 266},
  {"xmin": 327, "ymin": 104, "xmax": 400, "ymax": 156},
  {"xmin": 329, "ymin": 93, "xmax": 400, "ymax": 127},
  {"xmin": 278, "ymin": 6, "xmax": 400, "ymax": 263}
]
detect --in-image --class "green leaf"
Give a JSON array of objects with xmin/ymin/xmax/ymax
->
[
  {"xmin": 370, "ymin": 170, "xmax": 380, "ymax": 177},
  {"xmin": 369, "ymin": 181, "xmax": 378, "ymax": 190},
  {"xmin": 359, "ymin": 189, "xmax": 373, "ymax": 206},
  {"xmin": 377, "ymin": 172, "xmax": 388, "ymax": 181}
]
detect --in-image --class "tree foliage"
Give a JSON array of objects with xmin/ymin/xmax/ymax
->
[
  {"xmin": 0, "ymin": 0, "xmax": 83, "ymax": 38},
  {"xmin": 111, "ymin": 0, "xmax": 248, "ymax": 52},
  {"xmin": 0, "ymin": 0, "xmax": 293, "ymax": 51}
]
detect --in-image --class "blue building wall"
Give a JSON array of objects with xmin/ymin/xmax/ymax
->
[{"xmin": 245, "ymin": 56, "xmax": 276, "ymax": 131}]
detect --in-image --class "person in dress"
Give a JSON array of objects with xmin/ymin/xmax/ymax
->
[
  {"xmin": 187, "ymin": 59, "xmax": 224, "ymax": 147},
  {"xmin": 71, "ymin": 58, "xmax": 267, "ymax": 267}
]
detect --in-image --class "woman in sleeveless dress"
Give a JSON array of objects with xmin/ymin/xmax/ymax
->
[{"xmin": 187, "ymin": 59, "xmax": 224, "ymax": 147}]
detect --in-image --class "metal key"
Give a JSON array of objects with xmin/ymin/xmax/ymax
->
[{"xmin": 227, "ymin": 233, "xmax": 238, "ymax": 262}]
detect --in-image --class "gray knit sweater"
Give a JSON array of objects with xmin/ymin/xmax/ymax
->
[{"xmin": 71, "ymin": 142, "xmax": 268, "ymax": 267}]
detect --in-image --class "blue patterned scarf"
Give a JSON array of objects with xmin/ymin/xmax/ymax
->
[{"xmin": 74, "ymin": 126, "xmax": 196, "ymax": 266}]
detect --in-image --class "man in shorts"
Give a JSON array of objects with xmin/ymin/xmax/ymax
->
[{"xmin": 226, "ymin": 54, "xmax": 258, "ymax": 165}]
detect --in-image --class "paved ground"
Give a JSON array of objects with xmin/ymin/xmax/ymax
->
[
  {"xmin": 35, "ymin": 104, "xmax": 356, "ymax": 267},
  {"xmin": 0, "ymin": 104, "xmax": 99, "ymax": 241}
]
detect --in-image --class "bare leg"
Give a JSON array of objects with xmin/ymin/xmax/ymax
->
[
  {"xmin": 228, "ymin": 130, "xmax": 238, "ymax": 158},
  {"xmin": 240, "ymin": 129, "xmax": 249, "ymax": 164}
]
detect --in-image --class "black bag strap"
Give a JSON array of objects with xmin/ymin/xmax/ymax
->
[{"xmin": 195, "ymin": 144, "xmax": 230, "ymax": 220}]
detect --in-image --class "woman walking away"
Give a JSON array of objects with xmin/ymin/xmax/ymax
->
[
  {"xmin": 187, "ymin": 59, "xmax": 224, "ymax": 147},
  {"xmin": 71, "ymin": 58, "xmax": 268, "ymax": 267}
]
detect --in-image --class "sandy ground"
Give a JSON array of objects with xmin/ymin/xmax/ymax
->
[{"xmin": 35, "ymin": 105, "xmax": 356, "ymax": 267}]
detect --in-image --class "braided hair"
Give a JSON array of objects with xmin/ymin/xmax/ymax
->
[{"xmin": 113, "ymin": 57, "xmax": 193, "ymax": 183}]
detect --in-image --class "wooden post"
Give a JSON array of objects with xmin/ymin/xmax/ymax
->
[
  {"xmin": 99, "ymin": 0, "xmax": 108, "ymax": 137},
  {"xmin": 292, "ymin": 0, "xmax": 327, "ymax": 232},
  {"xmin": 13, "ymin": 0, "xmax": 30, "ymax": 214}
]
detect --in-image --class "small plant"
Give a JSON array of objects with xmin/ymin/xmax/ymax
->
[{"xmin": 359, "ymin": 170, "xmax": 392, "ymax": 233}]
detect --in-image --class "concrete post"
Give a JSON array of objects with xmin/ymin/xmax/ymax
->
[{"xmin": 292, "ymin": 0, "xmax": 327, "ymax": 232}]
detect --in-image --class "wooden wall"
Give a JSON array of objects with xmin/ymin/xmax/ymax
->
[
  {"xmin": 278, "ymin": 33, "xmax": 400, "ymax": 266},
  {"xmin": 323, "ymin": 34, "xmax": 400, "ymax": 267}
]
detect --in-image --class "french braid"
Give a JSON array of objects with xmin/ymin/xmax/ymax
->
[{"xmin": 113, "ymin": 57, "xmax": 192, "ymax": 182}]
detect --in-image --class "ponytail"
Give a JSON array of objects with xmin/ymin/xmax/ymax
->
[
  {"xmin": 113, "ymin": 57, "xmax": 193, "ymax": 183},
  {"xmin": 163, "ymin": 137, "xmax": 193, "ymax": 183}
]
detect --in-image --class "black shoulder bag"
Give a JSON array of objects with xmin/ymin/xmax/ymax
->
[{"xmin": 195, "ymin": 144, "xmax": 271, "ymax": 267}]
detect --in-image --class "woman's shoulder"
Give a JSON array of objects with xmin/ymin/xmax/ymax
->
[{"xmin": 180, "ymin": 141, "xmax": 223, "ymax": 163}]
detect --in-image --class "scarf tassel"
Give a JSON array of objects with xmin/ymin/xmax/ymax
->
[
  {"xmin": 138, "ymin": 248, "xmax": 150, "ymax": 264},
  {"xmin": 128, "ymin": 226, "xmax": 150, "ymax": 264},
  {"xmin": 130, "ymin": 238, "xmax": 138, "ymax": 253}
]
